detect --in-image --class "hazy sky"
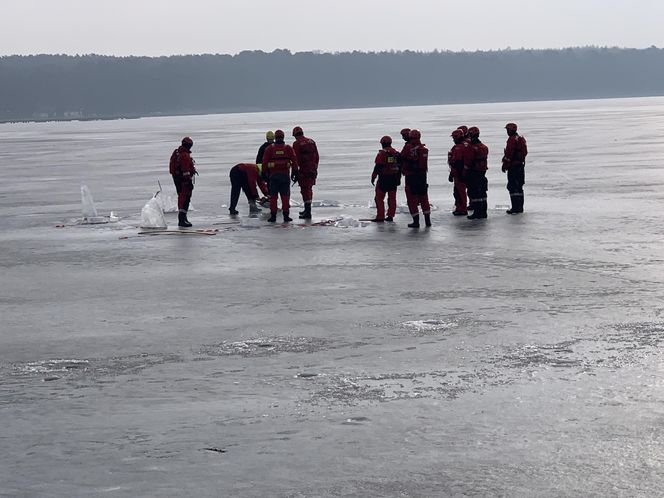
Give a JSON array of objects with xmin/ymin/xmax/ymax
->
[{"xmin": 4, "ymin": 0, "xmax": 663, "ymax": 56}]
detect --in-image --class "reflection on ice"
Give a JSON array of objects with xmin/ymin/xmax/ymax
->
[
  {"xmin": 18, "ymin": 359, "xmax": 90, "ymax": 374},
  {"xmin": 403, "ymin": 319, "xmax": 458, "ymax": 332},
  {"xmin": 334, "ymin": 216, "xmax": 370, "ymax": 228},
  {"xmin": 200, "ymin": 336, "xmax": 331, "ymax": 357},
  {"xmin": 240, "ymin": 216, "xmax": 263, "ymax": 228},
  {"xmin": 311, "ymin": 200, "xmax": 340, "ymax": 207}
]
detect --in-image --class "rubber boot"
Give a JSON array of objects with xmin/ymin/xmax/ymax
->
[
  {"xmin": 424, "ymin": 213, "xmax": 432, "ymax": 227},
  {"xmin": 267, "ymin": 211, "xmax": 277, "ymax": 223},
  {"xmin": 299, "ymin": 202, "xmax": 312, "ymax": 219},
  {"xmin": 468, "ymin": 201, "xmax": 487, "ymax": 219},
  {"xmin": 371, "ymin": 218, "xmax": 385, "ymax": 223},
  {"xmin": 178, "ymin": 211, "xmax": 192, "ymax": 227},
  {"xmin": 283, "ymin": 210, "xmax": 293, "ymax": 223},
  {"xmin": 507, "ymin": 195, "xmax": 524, "ymax": 214},
  {"xmin": 408, "ymin": 214, "xmax": 420, "ymax": 228},
  {"xmin": 385, "ymin": 216, "xmax": 394, "ymax": 222},
  {"xmin": 506, "ymin": 195, "xmax": 518, "ymax": 214}
]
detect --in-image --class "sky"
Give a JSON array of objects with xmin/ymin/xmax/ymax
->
[{"xmin": 3, "ymin": 0, "xmax": 663, "ymax": 56}]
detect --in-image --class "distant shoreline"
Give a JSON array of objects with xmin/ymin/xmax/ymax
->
[
  {"xmin": 2, "ymin": 48, "xmax": 663, "ymax": 124},
  {"xmin": 2, "ymin": 93, "xmax": 663, "ymax": 125}
]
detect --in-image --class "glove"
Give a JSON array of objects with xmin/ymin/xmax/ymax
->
[
  {"xmin": 291, "ymin": 171, "xmax": 299, "ymax": 183},
  {"xmin": 501, "ymin": 165, "xmax": 507, "ymax": 173},
  {"xmin": 371, "ymin": 177, "xmax": 375, "ymax": 186},
  {"xmin": 448, "ymin": 173, "xmax": 454, "ymax": 183}
]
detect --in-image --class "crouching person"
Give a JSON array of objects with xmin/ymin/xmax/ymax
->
[{"xmin": 228, "ymin": 163, "xmax": 269, "ymax": 215}]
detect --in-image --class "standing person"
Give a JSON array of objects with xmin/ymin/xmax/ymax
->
[
  {"xmin": 501, "ymin": 122, "xmax": 528, "ymax": 214},
  {"xmin": 456, "ymin": 125, "xmax": 472, "ymax": 211},
  {"xmin": 465, "ymin": 127, "xmax": 489, "ymax": 220},
  {"xmin": 370, "ymin": 136, "xmax": 401, "ymax": 222},
  {"xmin": 256, "ymin": 131, "xmax": 275, "ymax": 171},
  {"xmin": 401, "ymin": 129, "xmax": 431, "ymax": 228},
  {"xmin": 261, "ymin": 129, "xmax": 299, "ymax": 223},
  {"xmin": 397, "ymin": 127, "xmax": 411, "ymax": 175},
  {"xmin": 448, "ymin": 129, "xmax": 471, "ymax": 216},
  {"xmin": 169, "ymin": 136, "xmax": 197, "ymax": 227},
  {"xmin": 228, "ymin": 163, "xmax": 269, "ymax": 215},
  {"xmin": 292, "ymin": 126, "xmax": 319, "ymax": 219}
]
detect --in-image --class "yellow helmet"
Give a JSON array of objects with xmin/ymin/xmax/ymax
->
[{"xmin": 265, "ymin": 130, "xmax": 275, "ymax": 141}]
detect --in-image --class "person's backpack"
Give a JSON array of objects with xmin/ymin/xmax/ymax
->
[
  {"xmin": 169, "ymin": 148, "xmax": 181, "ymax": 175},
  {"xmin": 299, "ymin": 139, "xmax": 316, "ymax": 156},
  {"xmin": 514, "ymin": 136, "xmax": 528, "ymax": 163}
]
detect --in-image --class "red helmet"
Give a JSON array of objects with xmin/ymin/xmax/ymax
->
[
  {"xmin": 468, "ymin": 126, "xmax": 480, "ymax": 138},
  {"xmin": 400, "ymin": 128, "xmax": 411, "ymax": 139},
  {"xmin": 292, "ymin": 126, "xmax": 303, "ymax": 137},
  {"xmin": 451, "ymin": 129, "xmax": 464, "ymax": 140},
  {"xmin": 380, "ymin": 135, "xmax": 392, "ymax": 145},
  {"xmin": 274, "ymin": 129, "xmax": 285, "ymax": 140},
  {"xmin": 409, "ymin": 129, "xmax": 421, "ymax": 140},
  {"xmin": 505, "ymin": 122, "xmax": 518, "ymax": 132},
  {"xmin": 181, "ymin": 136, "xmax": 193, "ymax": 148},
  {"xmin": 457, "ymin": 125, "xmax": 468, "ymax": 135}
]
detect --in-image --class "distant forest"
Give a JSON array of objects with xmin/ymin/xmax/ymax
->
[{"xmin": 1, "ymin": 47, "xmax": 663, "ymax": 122}]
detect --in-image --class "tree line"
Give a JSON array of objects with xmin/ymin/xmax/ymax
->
[{"xmin": 1, "ymin": 47, "xmax": 663, "ymax": 122}]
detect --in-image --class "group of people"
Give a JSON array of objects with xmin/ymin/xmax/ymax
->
[
  {"xmin": 167, "ymin": 123, "xmax": 527, "ymax": 228},
  {"xmin": 228, "ymin": 127, "xmax": 320, "ymax": 223},
  {"xmin": 369, "ymin": 123, "xmax": 528, "ymax": 227},
  {"xmin": 446, "ymin": 123, "xmax": 528, "ymax": 220}
]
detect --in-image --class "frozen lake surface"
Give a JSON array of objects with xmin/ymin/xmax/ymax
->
[{"xmin": 2, "ymin": 97, "xmax": 664, "ymax": 497}]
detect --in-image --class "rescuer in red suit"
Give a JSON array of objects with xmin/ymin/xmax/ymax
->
[
  {"xmin": 370, "ymin": 135, "xmax": 401, "ymax": 222},
  {"xmin": 261, "ymin": 129, "xmax": 299, "ymax": 223},
  {"xmin": 228, "ymin": 163, "xmax": 269, "ymax": 215},
  {"xmin": 501, "ymin": 122, "xmax": 529, "ymax": 214},
  {"xmin": 400, "ymin": 129, "xmax": 431, "ymax": 228},
  {"xmin": 169, "ymin": 136, "xmax": 197, "ymax": 227},
  {"xmin": 448, "ymin": 129, "xmax": 471, "ymax": 216},
  {"xmin": 291, "ymin": 126, "xmax": 319, "ymax": 219},
  {"xmin": 465, "ymin": 127, "xmax": 489, "ymax": 219}
]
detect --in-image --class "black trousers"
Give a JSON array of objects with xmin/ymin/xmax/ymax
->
[
  {"xmin": 466, "ymin": 170, "xmax": 487, "ymax": 203},
  {"xmin": 172, "ymin": 174, "xmax": 193, "ymax": 212},
  {"xmin": 507, "ymin": 165, "xmax": 525, "ymax": 195},
  {"xmin": 229, "ymin": 166, "xmax": 251, "ymax": 211}
]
